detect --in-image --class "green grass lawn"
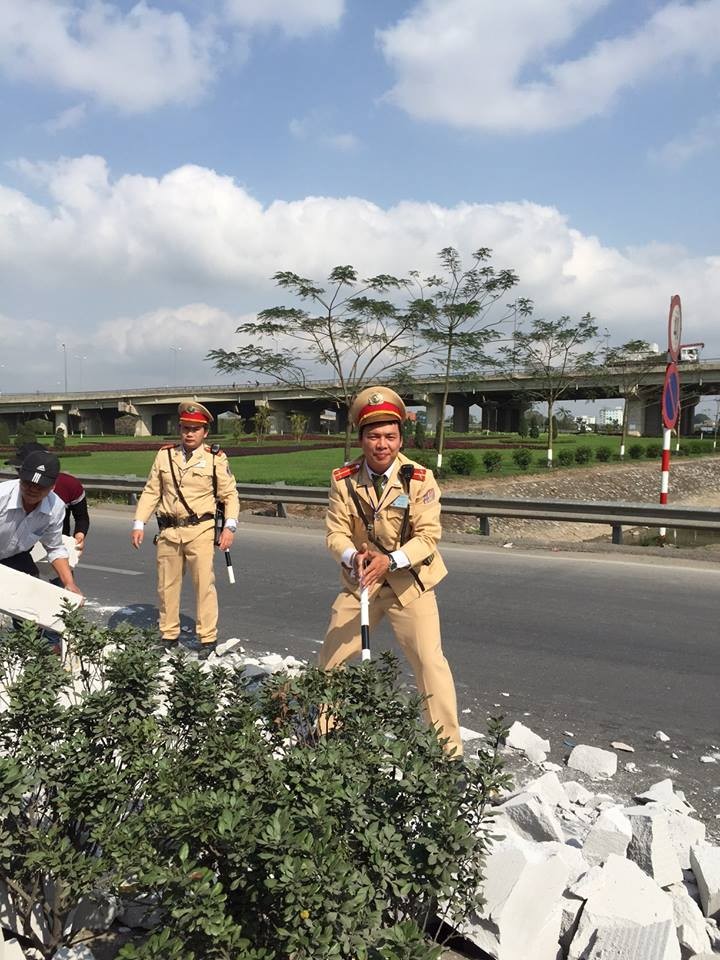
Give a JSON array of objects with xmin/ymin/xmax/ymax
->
[{"xmin": 18, "ymin": 431, "xmax": 719, "ymax": 485}]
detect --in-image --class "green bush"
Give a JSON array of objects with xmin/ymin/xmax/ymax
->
[
  {"xmin": 414, "ymin": 420, "xmax": 426, "ymax": 450},
  {"xmin": 645, "ymin": 443, "xmax": 661, "ymax": 459},
  {"xmin": 53, "ymin": 428, "xmax": 66, "ymax": 451},
  {"xmin": 0, "ymin": 421, "xmax": 10, "ymax": 446},
  {"xmin": 482, "ymin": 451, "xmax": 503, "ymax": 472},
  {"xmin": 536, "ymin": 454, "xmax": 549, "ymax": 467},
  {"xmin": 574, "ymin": 445, "xmax": 593, "ymax": 464},
  {"xmin": 529, "ymin": 423, "xmax": 540, "ymax": 439},
  {"xmin": 511, "ymin": 448, "xmax": 532, "ymax": 470},
  {"xmin": 448, "ymin": 450, "xmax": 477, "ymax": 475},
  {"xmin": 14, "ymin": 421, "xmax": 38, "ymax": 448},
  {"xmin": 628, "ymin": 444, "xmax": 644, "ymax": 459},
  {"xmin": 25, "ymin": 417, "xmax": 54, "ymax": 435},
  {"xmin": 0, "ymin": 612, "xmax": 508, "ymax": 960},
  {"xmin": 557, "ymin": 449, "xmax": 574, "ymax": 467},
  {"xmin": 595, "ymin": 445, "xmax": 612, "ymax": 462},
  {"xmin": 688, "ymin": 441, "xmax": 704, "ymax": 456},
  {"xmin": 517, "ymin": 416, "xmax": 529, "ymax": 438}
]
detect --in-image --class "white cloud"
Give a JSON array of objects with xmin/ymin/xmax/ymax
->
[
  {"xmin": 43, "ymin": 102, "xmax": 88, "ymax": 134},
  {"xmin": 649, "ymin": 111, "xmax": 720, "ymax": 168},
  {"xmin": 289, "ymin": 111, "xmax": 359, "ymax": 150},
  {"xmin": 223, "ymin": 0, "xmax": 344, "ymax": 36},
  {"xmin": 378, "ymin": 0, "xmax": 720, "ymax": 132},
  {"xmin": 1, "ymin": 155, "xmax": 719, "ymax": 390},
  {"xmin": 0, "ymin": 0, "xmax": 219, "ymax": 112}
]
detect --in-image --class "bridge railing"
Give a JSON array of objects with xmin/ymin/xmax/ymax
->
[{"xmin": 4, "ymin": 472, "xmax": 718, "ymax": 545}]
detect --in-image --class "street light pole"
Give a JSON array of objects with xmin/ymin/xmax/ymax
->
[
  {"xmin": 61, "ymin": 343, "xmax": 68, "ymax": 393},
  {"xmin": 171, "ymin": 345, "xmax": 181, "ymax": 385},
  {"xmin": 714, "ymin": 397, "xmax": 720, "ymax": 451},
  {"xmin": 75, "ymin": 355, "xmax": 87, "ymax": 391}
]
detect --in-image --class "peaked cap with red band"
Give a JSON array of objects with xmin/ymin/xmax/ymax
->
[
  {"xmin": 349, "ymin": 386, "xmax": 406, "ymax": 431},
  {"xmin": 178, "ymin": 400, "xmax": 214, "ymax": 425}
]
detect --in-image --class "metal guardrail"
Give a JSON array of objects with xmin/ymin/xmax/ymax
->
[{"xmin": 4, "ymin": 472, "xmax": 719, "ymax": 546}]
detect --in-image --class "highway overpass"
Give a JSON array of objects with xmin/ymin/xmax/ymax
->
[{"xmin": 1, "ymin": 361, "xmax": 719, "ymax": 436}]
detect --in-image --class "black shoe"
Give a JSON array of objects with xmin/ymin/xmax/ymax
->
[
  {"xmin": 196, "ymin": 643, "xmax": 216, "ymax": 661},
  {"xmin": 157, "ymin": 636, "xmax": 179, "ymax": 650}
]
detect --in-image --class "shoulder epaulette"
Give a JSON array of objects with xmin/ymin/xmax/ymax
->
[
  {"xmin": 333, "ymin": 462, "xmax": 362, "ymax": 481},
  {"xmin": 160, "ymin": 443, "xmax": 175, "ymax": 450},
  {"xmin": 411, "ymin": 467, "xmax": 427, "ymax": 481}
]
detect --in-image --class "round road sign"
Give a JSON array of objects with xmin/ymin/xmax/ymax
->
[
  {"xmin": 668, "ymin": 295, "xmax": 682, "ymax": 361},
  {"xmin": 662, "ymin": 362, "xmax": 680, "ymax": 429}
]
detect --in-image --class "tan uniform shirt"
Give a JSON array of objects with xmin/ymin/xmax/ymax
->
[
  {"xmin": 135, "ymin": 444, "xmax": 240, "ymax": 543},
  {"xmin": 326, "ymin": 452, "xmax": 447, "ymax": 607}
]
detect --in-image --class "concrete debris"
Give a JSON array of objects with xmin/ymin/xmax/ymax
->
[
  {"xmin": 690, "ymin": 844, "xmax": 720, "ymax": 919},
  {"xmin": 64, "ymin": 893, "xmax": 120, "ymax": 935},
  {"xmin": 635, "ymin": 779, "xmax": 695, "ymax": 815},
  {"xmin": 506, "ymin": 720, "xmax": 551, "ymax": 764},
  {"xmin": 624, "ymin": 805, "xmax": 683, "ymax": 887},
  {"xmin": 567, "ymin": 744, "xmax": 618, "ymax": 780},
  {"xmin": 564, "ymin": 781, "xmax": 593, "ymax": 806},
  {"xmin": 583, "ymin": 807, "xmax": 633, "ymax": 866},
  {"xmin": 567, "ymin": 854, "xmax": 680, "ymax": 960},
  {"xmin": 699, "ymin": 756, "xmax": 717, "ymax": 764},
  {"xmin": 655, "ymin": 731, "xmax": 671, "ymax": 742},
  {"xmin": 510, "ymin": 771, "xmax": 571, "ymax": 811},
  {"xmin": 542, "ymin": 761, "xmax": 564, "ymax": 773},
  {"xmin": 1, "ymin": 941, "xmax": 27, "ymax": 960},
  {"xmin": 667, "ymin": 883, "xmax": 713, "ymax": 957},
  {"xmin": 611, "ymin": 741, "xmax": 635, "ymax": 753},
  {"xmin": 55, "ymin": 948, "xmax": 96, "ymax": 960},
  {"xmin": 460, "ymin": 726, "xmax": 484, "ymax": 741},
  {"xmin": 497, "ymin": 793, "xmax": 565, "ymax": 843},
  {"xmin": 625, "ymin": 762, "xmax": 638, "ymax": 773},
  {"xmin": 664, "ymin": 811, "xmax": 707, "ymax": 870},
  {"xmin": 214, "ymin": 637, "xmax": 245, "ymax": 657}
]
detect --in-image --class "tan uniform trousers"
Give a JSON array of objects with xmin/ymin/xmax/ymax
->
[
  {"xmin": 319, "ymin": 584, "xmax": 462, "ymax": 757},
  {"xmin": 156, "ymin": 527, "xmax": 218, "ymax": 644}
]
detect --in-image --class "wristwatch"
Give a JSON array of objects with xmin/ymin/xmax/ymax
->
[{"xmin": 387, "ymin": 555, "xmax": 398, "ymax": 572}]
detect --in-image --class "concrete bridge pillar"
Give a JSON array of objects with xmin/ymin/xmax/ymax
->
[
  {"xmin": 452, "ymin": 400, "xmax": 470, "ymax": 433},
  {"xmin": 54, "ymin": 410, "xmax": 69, "ymax": 436},
  {"xmin": 133, "ymin": 406, "xmax": 153, "ymax": 437},
  {"xmin": 425, "ymin": 395, "xmax": 443, "ymax": 435},
  {"xmin": 625, "ymin": 398, "xmax": 645, "ymax": 436},
  {"xmin": 679, "ymin": 400, "xmax": 696, "ymax": 438}
]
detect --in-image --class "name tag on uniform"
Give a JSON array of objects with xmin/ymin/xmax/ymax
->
[
  {"xmin": 195, "ymin": 459, "xmax": 206, "ymax": 468},
  {"xmin": 389, "ymin": 494, "xmax": 409, "ymax": 509}
]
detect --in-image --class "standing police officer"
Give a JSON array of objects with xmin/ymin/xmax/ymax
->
[
  {"xmin": 131, "ymin": 401, "xmax": 239, "ymax": 656},
  {"xmin": 319, "ymin": 386, "xmax": 462, "ymax": 756}
]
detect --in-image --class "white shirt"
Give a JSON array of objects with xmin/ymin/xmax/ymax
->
[{"xmin": 0, "ymin": 480, "xmax": 68, "ymax": 563}]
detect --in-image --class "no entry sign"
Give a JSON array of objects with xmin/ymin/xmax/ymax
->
[
  {"xmin": 668, "ymin": 295, "xmax": 682, "ymax": 362},
  {"xmin": 662, "ymin": 362, "xmax": 680, "ymax": 429}
]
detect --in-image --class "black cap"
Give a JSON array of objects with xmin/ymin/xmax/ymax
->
[
  {"xmin": 18, "ymin": 450, "xmax": 60, "ymax": 488},
  {"xmin": 5, "ymin": 441, "xmax": 47, "ymax": 467}
]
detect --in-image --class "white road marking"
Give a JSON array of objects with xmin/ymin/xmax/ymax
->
[{"xmin": 80, "ymin": 563, "xmax": 143, "ymax": 576}]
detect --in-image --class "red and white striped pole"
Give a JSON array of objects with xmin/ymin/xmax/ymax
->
[{"xmin": 659, "ymin": 427, "xmax": 672, "ymax": 540}]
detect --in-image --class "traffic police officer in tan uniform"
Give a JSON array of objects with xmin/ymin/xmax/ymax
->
[
  {"xmin": 320, "ymin": 386, "xmax": 462, "ymax": 756},
  {"xmin": 131, "ymin": 401, "xmax": 240, "ymax": 656}
]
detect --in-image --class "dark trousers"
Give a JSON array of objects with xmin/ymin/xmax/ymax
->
[{"xmin": 0, "ymin": 551, "xmax": 39, "ymax": 578}]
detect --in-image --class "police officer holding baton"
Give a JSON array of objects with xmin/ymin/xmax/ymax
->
[
  {"xmin": 319, "ymin": 386, "xmax": 462, "ymax": 756},
  {"xmin": 131, "ymin": 401, "xmax": 239, "ymax": 657}
]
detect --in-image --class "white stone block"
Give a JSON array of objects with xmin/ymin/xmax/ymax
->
[
  {"xmin": 506, "ymin": 721, "xmax": 550, "ymax": 762},
  {"xmin": 635, "ymin": 779, "xmax": 694, "ymax": 814},
  {"xmin": 497, "ymin": 793, "xmax": 565, "ymax": 843},
  {"xmin": 508, "ymin": 771, "xmax": 570, "ymax": 811},
  {"xmin": 625, "ymin": 805, "xmax": 683, "ymax": 888},
  {"xmin": 583, "ymin": 807, "xmax": 633, "ymax": 865},
  {"xmin": 1, "ymin": 940, "xmax": 27, "ymax": 960},
  {"xmin": 459, "ymin": 840, "xmax": 574, "ymax": 960},
  {"xmin": 564, "ymin": 781, "xmax": 594, "ymax": 805},
  {"xmin": 64, "ymin": 893, "xmax": 120, "ymax": 935},
  {"xmin": 567, "ymin": 744, "xmax": 618, "ymax": 780},
  {"xmin": 215, "ymin": 637, "xmax": 245, "ymax": 657},
  {"xmin": 690, "ymin": 844, "xmax": 720, "ymax": 919},
  {"xmin": 31, "ymin": 534, "xmax": 80, "ymax": 569},
  {"xmin": 0, "ymin": 564, "xmax": 83, "ymax": 633},
  {"xmin": 665, "ymin": 811, "xmax": 707, "ymax": 870},
  {"xmin": 667, "ymin": 883, "xmax": 713, "ymax": 958},
  {"xmin": 55, "ymin": 947, "xmax": 96, "ymax": 960},
  {"xmin": 567, "ymin": 854, "xmax": 680, "ymax": 960}
]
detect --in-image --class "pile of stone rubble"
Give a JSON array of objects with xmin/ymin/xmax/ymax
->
[{"xmin": 456, "ymin": 720, "xmax": 720, "ymax": 960}]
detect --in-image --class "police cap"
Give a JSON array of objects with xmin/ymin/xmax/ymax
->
[
  {"xmin": 178, "ymin": 400, "xmax": 214, "ymax": 426},
  {"xmin": 349, "ymin": 386, "xmax": 406, "ymax": 431}
]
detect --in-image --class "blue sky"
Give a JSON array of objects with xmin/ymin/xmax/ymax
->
[{"xmin": 1, "ymin": 0, "xmax": 719, "ymax": 397}]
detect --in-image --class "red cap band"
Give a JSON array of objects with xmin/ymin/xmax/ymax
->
[
  {"xmin": 357, "ymin": 401, "xmax": 403, "ymax": 426},
  {"xmin": 179, "ymin": 410, "xmax": 210, "ymax": 424}
]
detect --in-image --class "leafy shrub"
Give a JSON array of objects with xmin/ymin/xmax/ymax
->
[
  {"xmin": 482, "ymin": 451, "xmax": 503, "ymax": 472},
  {"xmin": 595, "ymin": 445, "xmax": 612, "ymax": 462},
  {"xmin": 536, "ymin": 454, "xmax": 549, "ymax": 467},
  {"xmin": 0, "ymin": 421, "xmax": 10, "ymax": 445},
  {"xmin": 53, "ymin": 428, "xmax": 66, "ymax": 451},
  {"xmin": 645, "ymin": 443, "xmax": 661, "ymax": 459},
  {"xmin": 688, "ymin": 441, "xmax": 704, "ymax": 456},
  {"xmin": 574, "ymin": 445, "xmax": 593, "ymax": 464},
  {"xmin": 511, "ymin": 448, "xmax": 532, "ymax": 470},
  {"xmin": 448, "ymin": 450, "xmax": 477, "ymax": 475},
  {"xmin": 414, "ymin": 420, "xmax": 427, "ymax": 450},
  {"xmin": 557, "ymin": 449, "xmax": 574, "ymax": 467},
  {"xmin": 628, "ymin": 444, "xmax": 644, "ymax": 459},
  {"xmin": 529, "ymin": 423, "xmax": 540, "ymax": 439},
  {"xmin": 0, "ymin": 612, "xmax": 509, "ymax": 960},
  {"xmin": 517, "ymin": 416, "xmax": 529, "ymax": 438},
  {"xmin": 14, "ymin": 421, "xmax": 38, "ymax": 448}
]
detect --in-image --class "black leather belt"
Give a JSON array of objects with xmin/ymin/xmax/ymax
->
[{"xmin": 157, "ymin": 512, "xmax": 214, "ymax": 530}]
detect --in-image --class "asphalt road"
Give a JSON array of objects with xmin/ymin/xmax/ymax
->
[{"xmin": 73, "ymin": 506, "xmax": 720, "ymax": 826}]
